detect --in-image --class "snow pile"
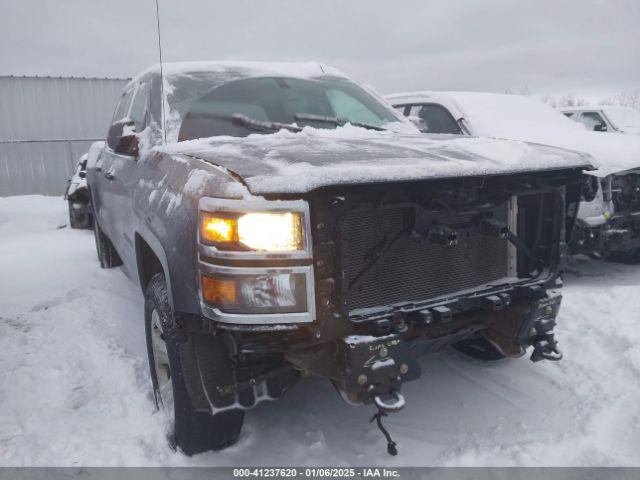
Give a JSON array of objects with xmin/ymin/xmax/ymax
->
[
  {"xmin": 162, "ymin": 125, "xmax": 592, "ymax": 194},
  {"xmin": 438, "ymin": 92, "xmax": 640, "ymax": 176},
  {"xmin": 1, "ymin": 196, "xmax": 640, "ymax": 466},
  {"xmin": 0, "ymin": 196, "xmax": 173, "ymax": 466}
]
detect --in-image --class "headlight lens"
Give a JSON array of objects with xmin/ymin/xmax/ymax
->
[
  {"xmin": 201, "ymin": 272, "xmax": 307, "ymax": 314},
  {"xmin": 201, "ymin": 211, "xmax": 304, "ymax": 251}
]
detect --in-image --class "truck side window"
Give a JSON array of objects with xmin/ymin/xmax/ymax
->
[
  {"xmin": 410, "ymin": 104, "xmax": 462, "ymax": 134},
  {"xmin": 578, "ymin": 112, "xmax": 607, "ymax": 131},
  {"xmin": 129, "ymin": 82, "xmax": 151, "ymax": 132},
  {"xmin": 112, "ymin": 88, "xmax": 134, "ymax": 123}
]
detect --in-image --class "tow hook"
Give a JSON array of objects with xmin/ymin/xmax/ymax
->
[
  {"xmin": 530, "ymin": 318, "xmax": 563, "ymax": 362},
  {"xmin": 373, "ymin": 390, "xmax": 406, "ymax": 413},
  {"xmin": 519, "ymin": 294, "xmax": 564, "ymax": 363},
  {"xmin": 530, "ymin": 334, "xmax": 563, "ymax": 362},
  {"xmin": 337, "ymin": 334, "xmax": 419, "ymax": 456},
  {"xmin": 370, "ymin": 390, "xmax": 405, "ymax": 456}
]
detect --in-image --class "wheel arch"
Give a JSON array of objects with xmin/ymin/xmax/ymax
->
[{"xmin": 135, "ymin": 231, "xmax": 174, "ymax": 309}]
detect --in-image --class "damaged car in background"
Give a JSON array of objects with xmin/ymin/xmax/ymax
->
[
  {"xmin": 64, "ymin": 140, "xmax": 104, "ymax": 229},
  {"xmin": 87, "ymin": 62, "xmax": 592, "ymax": 456},
  {"xmin": 387, "ymin": 91, "xmax": 640, "ymax": 262},
  {"xmin": 561, "ymin": 105, "xmax": 640, "ymax": 136}
]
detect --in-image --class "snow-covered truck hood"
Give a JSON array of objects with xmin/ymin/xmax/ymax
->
[{"xmin": 161, "ymin": 126, "xmax": 593, "ymax": 195}]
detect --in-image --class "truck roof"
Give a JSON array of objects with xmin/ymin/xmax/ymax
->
[{"xmin": 127, "ymin": 61, "xmax": 349, "ymax": 89}]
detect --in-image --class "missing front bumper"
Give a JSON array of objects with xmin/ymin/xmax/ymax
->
[{"xmin": 285, "ymin": 291, "xmax": 564, "ymax": 409}]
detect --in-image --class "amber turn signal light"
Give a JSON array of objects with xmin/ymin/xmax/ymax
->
[{"xmin": 201, "ymin": 274, "xmax": 237, "ymax": 305}]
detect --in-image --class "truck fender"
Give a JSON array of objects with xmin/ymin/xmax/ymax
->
[{"xmin": 134, "ymin": 225, "xmax": 175, "ymax": 310}]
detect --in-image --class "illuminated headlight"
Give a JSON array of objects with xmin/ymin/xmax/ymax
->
[
  {"xmin": 200, "ymin": 211, "xmax": 304, "ymax": 252},
  {"xmin": 201, "ymin": 272, "xmax": 307, "ymax": 314}
]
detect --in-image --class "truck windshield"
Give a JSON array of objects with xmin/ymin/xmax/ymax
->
[{"xmin": 177, "ymin": 76, "xmax": 400, "ymax": 141}]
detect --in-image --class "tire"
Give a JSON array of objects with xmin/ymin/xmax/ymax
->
[
  {"xmin": 144, "ymin": 273, "xmax": 244, "ymax": 455},
  {"xmin": 452, "ymin": 336, "xmax": 507, "ymax": 361},
  {"xmin": 93, "ymin": 219, "xmax": 122, "ymax": 268}
]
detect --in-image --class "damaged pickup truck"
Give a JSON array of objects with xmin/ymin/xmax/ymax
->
[{"xmin": 87, "ymin": 62, "xmax": 592, "ymax": 455}]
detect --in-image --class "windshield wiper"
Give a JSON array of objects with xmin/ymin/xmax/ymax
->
[
  {"xmin": 193, "ymin": 113, "xmax": 303, "ymax": 134},
  {"xmin": 228, "ymin": 114, "xmax": 302, "ymax": 133},
  {"xmin": 294, "ymin": 113, "xmax": 385, "ymax": 131}
]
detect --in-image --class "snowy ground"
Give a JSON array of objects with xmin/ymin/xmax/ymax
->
[{"xmin": 1, "ymin": 195, "xmax": 639, "ymax": 467}]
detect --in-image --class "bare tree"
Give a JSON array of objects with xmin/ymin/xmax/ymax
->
[
  {"xmin": 542, "ymin": 93, "xmax": 587, "ymax": 108},
  {"xmin": 559, "ymin": 94, "xmax": 587, "ymax": 107},
  {"xmin": 600, "ymin": 89, "xmax": 640, "ymax": 109},
  {"xmin": 542, "ymin": 95, "xmax": 558, "ymax": 107}
]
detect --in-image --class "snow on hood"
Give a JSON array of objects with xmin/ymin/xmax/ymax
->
[
  {"xmin": 434, "ymin": 92, "xmax": 640, "ymax": 177},
  {"xmin": 159, "ymin": 125, "xmax": 593, "ymax": 195}
]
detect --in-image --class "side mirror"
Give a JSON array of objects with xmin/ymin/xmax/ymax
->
[
  {"xmin": 593, "ymin": 123, "xmax": 607, "ymax": 132},
  {"xmin": 107, "ymin": 118, "xmax": 139, "ymax": 156}
]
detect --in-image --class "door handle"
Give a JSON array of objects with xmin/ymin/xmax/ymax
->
[{"xmin": 104, "ymin": 171, "xmax": 115, "ymax": 180}]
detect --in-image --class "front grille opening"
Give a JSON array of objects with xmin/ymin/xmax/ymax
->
[
  {"xmin": 339, "ymin": 203, "xmax": 511, "ymax": 313},
  {"xmin": 307, "ymin": 174, "xmax": 566, "ymax": 319}
]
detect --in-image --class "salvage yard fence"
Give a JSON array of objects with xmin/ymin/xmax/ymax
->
[{"xmin": 0, "ymin": 76, "xmax": 129, "ymax": 196}]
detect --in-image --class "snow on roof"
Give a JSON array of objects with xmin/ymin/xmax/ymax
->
[
  {"xmin": 388, "ymin": 91, "xmax": 640, "ymax": 177},
  {"xmin": 127, "ymin": 61, "xmax": 348, "ymax": 88},
  {"xmin": 386, "ymin": 91, "xmax": 448, "ymax": 100}
]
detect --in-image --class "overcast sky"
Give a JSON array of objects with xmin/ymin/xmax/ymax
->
[{"xmin": 1, "ymin": 0, "xmax": 638, "ymax": 97}]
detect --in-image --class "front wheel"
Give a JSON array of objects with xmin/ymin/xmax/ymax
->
[{"xmin": 144, "ymin": 273, "xmax": 244, "ymax": 455}]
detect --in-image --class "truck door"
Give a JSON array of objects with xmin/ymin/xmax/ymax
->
[
  {"xmin": 102, "ymin": 80, "xmax": 151, "ymax": 269},
  {"xmin": 95, "ymin": 87, "xmax": 134, "ymax": 242}
]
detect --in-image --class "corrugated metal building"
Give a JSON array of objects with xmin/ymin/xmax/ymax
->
[{"xmin": 0, "ymin": 76, "xmax": 129, "ymax": 196}]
